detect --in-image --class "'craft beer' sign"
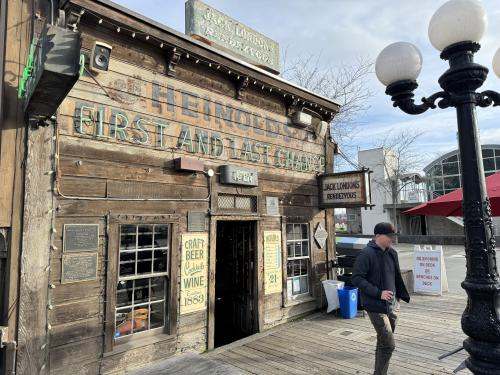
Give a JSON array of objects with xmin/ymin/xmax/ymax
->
[
  {"xmin": 180, "ymin": 233, "xmax": 209, "ymax": 315},
  {"xmin": 319, "ymin": 170, "xmax": 372, "ymax": 208}
]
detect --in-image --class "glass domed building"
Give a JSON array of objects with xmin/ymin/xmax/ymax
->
[{"xmin": 424, "ymin": 144, "xmax": 500, "ymax": 200}]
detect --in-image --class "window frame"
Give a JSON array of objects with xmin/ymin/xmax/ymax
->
[
  {"xmin": 105, "ymin": 214, "xmax": 179, "ymax": 353},
  {"xmin": 284, "ymin": 222, "xmax": 312, "ymax": 301}
]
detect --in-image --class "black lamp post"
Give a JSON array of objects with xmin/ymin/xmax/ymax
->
[{"xmin": 375, "ymin": 0, "xmax": 500, "ymax": 373}]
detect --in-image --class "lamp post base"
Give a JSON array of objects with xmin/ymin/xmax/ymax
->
[{"xmin": 463, "ymin": 337, "xmax": 500, "ymax": 375}]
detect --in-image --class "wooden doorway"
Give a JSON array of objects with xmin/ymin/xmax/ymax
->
[{"xmin": 214, "ymin": 221, "xmax": 257, "ymax": 348}]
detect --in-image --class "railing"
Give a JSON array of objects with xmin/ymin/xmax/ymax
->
[{"xmin": 399, "ymin": 188, "xmax": 428, "ymax": 203}]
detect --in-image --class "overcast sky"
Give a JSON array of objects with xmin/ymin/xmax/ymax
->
[{"xmin": 113, "ymin": 0, "xmax": 500, "ymax": 170}]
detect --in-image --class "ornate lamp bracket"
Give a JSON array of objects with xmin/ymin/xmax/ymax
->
[
  {"xmin": 385, "ymin": 80, "xmax": 452, "ymax": 115},
  {"xmin": 475, "ymin": 90, "xmax": 500, "ymax": 108}
]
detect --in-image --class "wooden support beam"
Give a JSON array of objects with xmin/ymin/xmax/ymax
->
[
  {"xmin": 236, "ymin": 77, "xmax": 249, "ymax": 100},
  {"xmin": 166, "ymin": 47, "xmax": 182, "ymax": 77},
  {"xmin": 16, "ymin": 124, "xmax": 55, "ymax": 375}
]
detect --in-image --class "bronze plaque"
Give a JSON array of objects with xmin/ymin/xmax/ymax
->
[
  {"xmin": 63, "ymin": 224, "xmax": 99, "ymax": 252},
  {"xmin": 61, "ymin": 253, "xmax": 98, "ymax": 283},
  {"xmin": 188, "ymin": 212, "xmax": 207, "ymax": 232}
]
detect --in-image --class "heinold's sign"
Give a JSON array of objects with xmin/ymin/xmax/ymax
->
[
  {"xmin": 319, "ymin": 170, "xmax": 372, "ymax": 208},
  {"xmin": 185, "ymin": 0, "xmax": 280, "ymax": 73},
  {"xmin": 63, "ymin": 74, "xmax": 325, "ymax": 174}
]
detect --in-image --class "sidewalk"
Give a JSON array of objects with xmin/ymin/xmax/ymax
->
[{"xmin": 126, "ymin": 293, "xmax": 471, "ymax": 375}]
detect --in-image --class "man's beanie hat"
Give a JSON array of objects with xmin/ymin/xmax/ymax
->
[{"xmin": 374, "ymin": 222, "xmax": 396, "ymax": 235}]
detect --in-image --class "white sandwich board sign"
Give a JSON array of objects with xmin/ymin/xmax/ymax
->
[{"xmin": 413, "ymin": 245, "xmax": 448, "ymax": 295}]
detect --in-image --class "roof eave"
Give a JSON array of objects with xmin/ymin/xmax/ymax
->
[{"xmin": 67, "ymin": 0, "xmax": 341, "ymax": 115}]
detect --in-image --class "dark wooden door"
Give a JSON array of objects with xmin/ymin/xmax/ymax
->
[{"xmin": 215, "ymin": 221, "xmax": 256, "ymax": 347}]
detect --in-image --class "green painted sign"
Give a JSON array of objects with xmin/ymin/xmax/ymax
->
[
  {"xmin": 18, "ymin": 37, "xmax": 39, "ymax": 99},
  {"xmin": 18, "ymin": 24, "xmax": 82, "ymax": 120},
  {"xmin": 185, "ymin": 0, "xmax": 280, "ymax": 73},
  {"xmin": 72, "ymin": 100, "xmax": 325, "ymax": 173}
]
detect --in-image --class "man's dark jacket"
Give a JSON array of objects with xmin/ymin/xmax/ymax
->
[{"xmin": 352, "ymin": 240, "xmax": 410, "ymax": 313}]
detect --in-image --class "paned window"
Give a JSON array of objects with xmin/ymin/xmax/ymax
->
[
  {"xmin": 115, "ymin": 224, "xmax": 169, "ymax": 339},
  {"xmin": 286, "ymin": 224, "xmax": 310, "ymax": 296}
]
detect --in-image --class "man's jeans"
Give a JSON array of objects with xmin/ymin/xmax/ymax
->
[{"xmin": 367, "ymin": 303, "xmax": 400, "ymax": 375}]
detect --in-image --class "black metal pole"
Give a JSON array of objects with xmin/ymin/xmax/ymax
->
[
  {"xmin": 439, "ymin": 42, "xmax": 500, "ymax": 375},
  {"xmin": 385, "ymin": 41, "xmax": 500, "ymax": 374}
]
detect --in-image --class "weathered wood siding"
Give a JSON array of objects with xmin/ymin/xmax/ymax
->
[{"xmin": 46, "ymin": 17, "xmax": 333, "ymax": 374}]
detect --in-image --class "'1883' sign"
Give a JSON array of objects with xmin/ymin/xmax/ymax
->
[{"xmin": 180, "ymin": 233, "xmax": 209, "ymax": 315}]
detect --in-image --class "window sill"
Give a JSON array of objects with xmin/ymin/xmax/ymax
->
[
  {"xmin": 104, "ymin": 332, "xmax": 176, "ymax": 357},
  {"xmin": 284, "ymin": 294, "xmax": 316, "ymax": 308}
]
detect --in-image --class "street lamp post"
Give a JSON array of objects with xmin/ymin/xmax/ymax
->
[{"xmin": 375, "ymin": 0, "xmax": 500, "ymax": 373}]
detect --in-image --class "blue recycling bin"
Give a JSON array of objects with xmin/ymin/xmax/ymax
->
[{"xmin": 337, "ymin": 287, "xmax": 358, "ymax": 319}]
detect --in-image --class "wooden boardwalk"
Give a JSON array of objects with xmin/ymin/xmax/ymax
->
[{"xmin": 205, "ymin": 294, "xmax": 471, "ymax": 375}]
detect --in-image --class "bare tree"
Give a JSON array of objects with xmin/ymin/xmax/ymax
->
[
  {"xmin": 281, "ymin": 52, "xmax": 373, "ymax": 170},
  {"xmin": 371, "ymin": 129, "xmax": 425, "ymax": 234}
]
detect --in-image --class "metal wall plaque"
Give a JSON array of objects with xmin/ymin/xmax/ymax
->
[
  {"xmin": 61, "ymin": 253, "xmax": 98, "ymax": 283},
  {"xmin": 63, "ymin": 224, "xmax": 99, "ymax": 252},
  {"xmin": 185, "ymin": 0, "xmax": 280, "ymax": 73},
  {"xmin": 220, "ymin": 165, "xmax": 258, "ymax": 186},
  {"xmin": 266, "ymin": 197, "xmax": 280, "ymax": 216},
  {"xmin": 188, "ymin": 212, "xmax": 207, "ymax": 232}
]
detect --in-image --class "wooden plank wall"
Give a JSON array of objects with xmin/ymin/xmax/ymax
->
[
  {"xmin": 1, "ymin": 0, "xmax": 31, "ymax": 357},
  {"xmin": 45, "ymin": 19, "xmax": 332, "ymax": 374}
]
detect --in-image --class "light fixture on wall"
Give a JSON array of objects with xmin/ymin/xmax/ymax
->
[{"xmin": 291, "ymin": 111, "xmax": 312, "ymax": 128}]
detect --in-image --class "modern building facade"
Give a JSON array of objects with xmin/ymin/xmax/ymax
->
[
  {"xmin": 350, "ymin": 147, "xmax": 426, "ymax": 236},
  {"xmin": 424, "ymin": 144, "xmax": 500, "ymax": 199},
  {"xmin": 348, "ymin": 145, "xmax": 500, "ymax": 237}
]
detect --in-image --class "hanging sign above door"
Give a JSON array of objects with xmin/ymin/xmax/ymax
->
[{"xmin": 318, "ymin": 169, "xmax": 372, "ymax": 208}]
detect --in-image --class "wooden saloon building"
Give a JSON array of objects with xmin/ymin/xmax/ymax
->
[{"xmin": 0, "ymin": 0, "xmax": 355, "ymax": 374}]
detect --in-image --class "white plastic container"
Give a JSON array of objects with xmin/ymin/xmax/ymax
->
[{"xmin": 322, "ymin": 280, "xmax": 345, "ymax": 313}]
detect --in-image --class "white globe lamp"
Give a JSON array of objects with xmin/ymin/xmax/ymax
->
[
  {"xmin": 428, "ymin": 0, "xmax": 487, "ymax": 51},
  {"xmin": 493, "ymin": 48, "xmax": 500, "ymax": 79},
  {"xmin": 375, "ymin": 42, "xmax": 423, "ymax": 86}
]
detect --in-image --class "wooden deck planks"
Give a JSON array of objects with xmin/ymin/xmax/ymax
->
[{"xmin": 206, "ymin": 294, "xmax": 472, "ymax": 375}]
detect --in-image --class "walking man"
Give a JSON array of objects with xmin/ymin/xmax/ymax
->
[{"xmin": 352, "ymin": 222, "xmax": 410, "ymax": 375}]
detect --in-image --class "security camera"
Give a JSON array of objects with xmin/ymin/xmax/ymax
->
[{"xmin": 90, "ymin": 41, "xmax": 112, "ymax": 72}]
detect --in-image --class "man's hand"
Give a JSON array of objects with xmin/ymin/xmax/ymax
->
[{"xmin": 381, "ymin": 290, "xmax": 394, "ymax": 301}]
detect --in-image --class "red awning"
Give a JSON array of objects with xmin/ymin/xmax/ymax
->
[{"xmin": 403, "ymin": 172, "xmax": 500, "ymax": 217}]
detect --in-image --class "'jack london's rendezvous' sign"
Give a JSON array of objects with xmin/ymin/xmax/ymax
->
[
  {"xmin": 319, "ymin": 170, "xmax": 372, "ymax": 208},
  {"xmin": 185, "ymin": 0, "xmax": 280, "ymax": 73}
]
